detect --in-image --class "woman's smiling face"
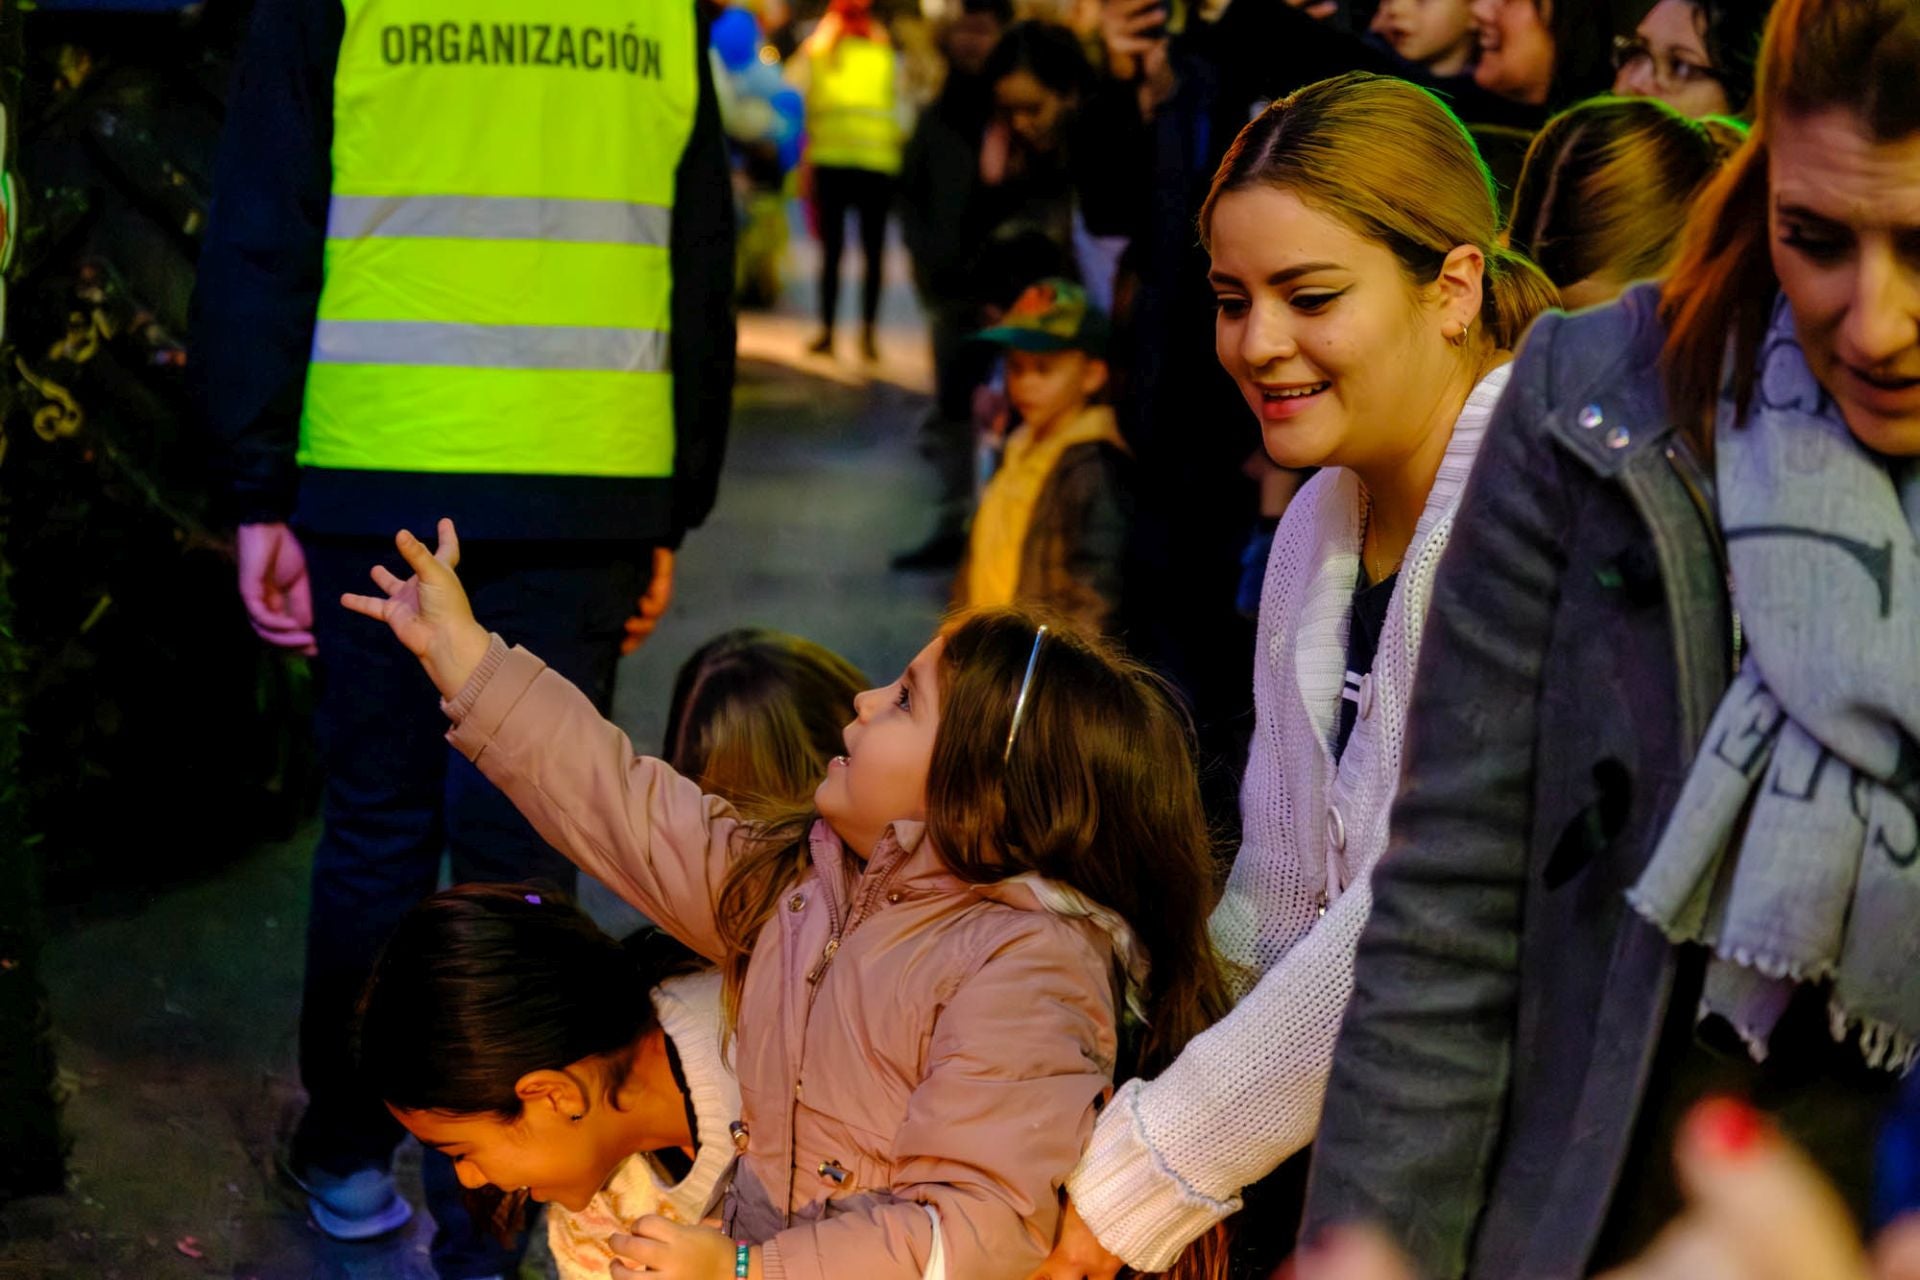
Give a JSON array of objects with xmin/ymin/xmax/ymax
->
[{"xmin": 1208, "ymin": 185, "xmax": 1474, "ymax": 474}]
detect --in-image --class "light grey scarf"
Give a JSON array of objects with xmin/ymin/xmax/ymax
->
[{"xmin": 1629, "ymin": 295, "xmax": 1920, "ymax": 1074}]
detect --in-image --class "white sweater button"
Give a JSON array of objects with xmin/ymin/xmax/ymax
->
[
  {"xmin": 1326, "ymin": 806, "xmax": 1347, "ymax": 853},
  {"xmin": 1357, "ymin": 673, "xmax": 1375, "ymax": 720}
]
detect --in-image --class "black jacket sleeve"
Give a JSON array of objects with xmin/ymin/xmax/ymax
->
[
  {"xmin": 189, "ymin": 0, "xmax": 341, "ymax": 527},
  {"xmin": 667, "ymin": 16, "xmax": 736, "ymax": 546},
  {"xmin": 1299, "ymin": 314, "xmax": 1573, "ymax": 1277}
]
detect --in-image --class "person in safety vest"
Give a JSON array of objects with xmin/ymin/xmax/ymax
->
[
  {"xmin": 189, "ymin": 0, "xmax": 733, "ymax": 1274},
  {"xmin": 797, "ymin": 0, "xmax": 902, "ymax": 361}
]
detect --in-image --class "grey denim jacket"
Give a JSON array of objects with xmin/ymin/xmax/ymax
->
[{"xmin": 1300, "ymin": 284, "xmax": 1739, "ymax": 1279}]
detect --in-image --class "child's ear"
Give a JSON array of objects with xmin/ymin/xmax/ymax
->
[
  {"xmin": 514, "ymin": 1069, "xmax": 591, "ymax": 1124},
  {"xmin": 1082, "ymin": 357, "xmax": 1111, "ymax": 398}
]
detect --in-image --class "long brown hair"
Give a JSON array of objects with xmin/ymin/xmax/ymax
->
[
  {"xmin": 715, "ymin": 612, "xmax": 1229, "ymax": 1064},
  {"xmin": 1660, "ymin": 0, "xmax": 1920, "ymax": 450},
  {"xmin": 1200, "ymin": 72, "xmax": 1559, "ymax": 352},
  {"xmin": 1510, "ymin": 97, "xmax": 1741, "ymax": 293}
]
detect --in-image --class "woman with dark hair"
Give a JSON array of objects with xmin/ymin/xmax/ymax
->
[
  {"xmin": 1467, "ymin": 0, "xmax": 1616, "ymax": 112},
  {"xmin": 1613, "ymin": 0, "xmax": 1772, "ymax": 119},
  {"xmin": 1303, "ymin": 1, "xmax": 1920, "ymax": 1276},
  {"xmin": 1508, "ymin": 95, "xmax": 1742, "ymax": 307},
  {"xmin": 977, "ymin": 22, "xmax": 1108, "ymax": 296}
]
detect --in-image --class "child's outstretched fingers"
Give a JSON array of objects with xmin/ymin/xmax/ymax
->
[
  {"xmin": 339, "ymin": 522, "xmax": 492, "ymax": 699},
  {"xmin": 1674, "ymin": 1097, "xmax": 1871, "ymax": 1280}
]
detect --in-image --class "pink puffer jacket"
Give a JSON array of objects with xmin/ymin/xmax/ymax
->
[{"xmin": 445, "ymin": 638, "xmax": 1124, "ymax": 1280}]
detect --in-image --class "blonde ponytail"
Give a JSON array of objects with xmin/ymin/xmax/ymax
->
[{"xmin": 1482, "ymin": 245, "xmax": 1560, "ymax": 351}]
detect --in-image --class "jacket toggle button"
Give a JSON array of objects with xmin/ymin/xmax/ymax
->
[
  {"xmin": 1326, "ymin": 806, "xmax": 1347, "ymax": 853},
  {"xmin": 729, "ymin": 1120, "xmax": 750, "ymax": 1152},
  {"xmin": 1357, "ymin": 673, "xmax": 1375, "ymax": 721},
  {"xmin": 886, "ymin": 890, "xmax": 902, "ymax": 904},
  {"xmin": 818, "ymin": 1160, "xmax": 850, "ymax": 1187},
  {"xmin": 787, "ymin": 893, "xmax": 806, "ymax": 913}
]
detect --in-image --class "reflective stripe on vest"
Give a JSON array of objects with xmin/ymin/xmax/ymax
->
[
  {"xmin": 300, "ymin": 0, "xmax": 697, "ymax": 479},
  {"xmin": 806, "ymin": 37, "xmax": 900, "ymax": 175}
]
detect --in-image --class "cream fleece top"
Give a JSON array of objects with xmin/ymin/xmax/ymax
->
[{"xmin": 548, "ymin": 970, "xmax": 741, "ymax": 1280}]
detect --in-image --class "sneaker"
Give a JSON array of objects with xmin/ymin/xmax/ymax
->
[
  {"xmin": 290, "ymin": 1164, "xmax": 415, "ymax": 1241},
  {"xmin": 807, "ymin": 330, "xmax": 834, "ymax": 356}
]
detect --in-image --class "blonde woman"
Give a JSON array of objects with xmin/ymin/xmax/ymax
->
[{"xmin": 1030, "ymin": 72, "xmax": 1557, "ymax": 1280}]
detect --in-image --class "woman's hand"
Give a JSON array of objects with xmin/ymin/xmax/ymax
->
[
  {"xmin": 610, "ymin": 1216, "xmax": 759, "ymax": 1280},
  {"xmin": 1027, "ymin": 1199, "xmax": 1124, "ymax": 1280},
  {"xmin": 339, "ymin": 519, "xmax": 492, "ymax": 700}
]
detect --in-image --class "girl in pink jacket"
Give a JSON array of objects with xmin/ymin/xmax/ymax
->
[{"xmin": 342, "ymin": 521, "xmax": 1227, "ymax": 1280}]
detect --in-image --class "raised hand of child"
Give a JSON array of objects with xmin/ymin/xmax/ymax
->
[
  {"xmin": 339, "ymin": 519, "xmax": 492, "ymax": 700},
  {"xmin": 610, "ymin": 1215, "xmax": 759, "ymax": 1280}
]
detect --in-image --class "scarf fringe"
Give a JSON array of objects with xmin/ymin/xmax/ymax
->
[
  {"xmin": 1625, "ymin": 889, "xmax": 1842, "ymax": 986},
  {"xmin": 1829, "ymin": 1001, "xmax": 1920, "ymax": 1076}
]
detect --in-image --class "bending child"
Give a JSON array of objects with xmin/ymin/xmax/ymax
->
[
  {"xmin": 343, "ymin": 520, "xmax": 1226, "ymax": 1280},
  {"xmin": 360, "ymin": 884, "xmax": 738, "ymax": 1280}
]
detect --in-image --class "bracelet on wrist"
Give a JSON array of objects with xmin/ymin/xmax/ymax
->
[{"xmin": 735, "ymin": 1241, "xmax": 751, "ymax": 1278}]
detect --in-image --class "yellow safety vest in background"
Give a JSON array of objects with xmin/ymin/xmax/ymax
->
[
  {"xmin": 299, "ymin": 0, "xmax": 697, "ymax": 479},
  {"xmin": 806, "ymin": 36, "xmax": 901, "ymax": 175}
]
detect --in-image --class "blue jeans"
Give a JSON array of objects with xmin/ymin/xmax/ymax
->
[{"xmin": 292, "ymin": 535, "xmax": 646, "ymax": 1279}]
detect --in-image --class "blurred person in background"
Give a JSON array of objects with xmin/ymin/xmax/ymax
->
[
  {"xmin": 895, "ymin": 0, "xmax": 1016, "ymax": 570},
  {"xmin": 1303, "ymin": 1, "xmax": 1920, "ymax": 1275},
  {"xmin": 1613, "ymin": 0, "xmax": 1771, "ymax": 120},
  {"xmin": 801, "ymin": 0, "xmax": 903, "ymax": 361},
  {"xmin": 977, "ymin": 21, "xmax": 1105, "ymax": 297},
  {"xmin": 1468, "ymin": 0, "xmax": 1618, "ymax": 110},
  {"xmin": 712, "ymin": 6, "xmax": 805, "ymax": 308},
  {"xmin": 1508, "ymin": 95, "xmax": 1742, "ymax": 308},
  {"xmin": 1369, "ymin": 0, "xmax": 1479, "ymax": 81},
  {"xmin": 953, "ymin": 278, "xmax": 1131, "ymax": 635}
]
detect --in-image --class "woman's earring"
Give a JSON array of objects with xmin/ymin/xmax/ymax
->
[
  {"xmin": 570, "ymin": 1114, "xmax": 582, "ymax": 1123},
  {"xmin": 1448, "ymin": 317, "xmax": 1472, "ymax": 347}
]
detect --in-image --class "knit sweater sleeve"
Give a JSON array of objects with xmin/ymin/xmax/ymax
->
[{"xmin": 1067, "ymin": 871, "xmax": 1374, "ymax": 1270}]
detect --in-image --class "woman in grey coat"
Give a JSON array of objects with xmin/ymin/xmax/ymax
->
[{"xmin": 1302, "ymin": 1, "xmax": 1920, "ymax": 1275}]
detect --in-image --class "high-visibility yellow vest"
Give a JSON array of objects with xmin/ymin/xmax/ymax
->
[
  {"xmin": 299, "ymin": 0, "xmax": 697, "ymax": 479},
  {"xmin": 805, "ymin": 36, "xmax": 901, "ymax": 175}
]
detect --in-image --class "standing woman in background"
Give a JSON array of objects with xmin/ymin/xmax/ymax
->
[
  {"xmin": 1304, "ymin": 0, "xmax": 1920, "ymax": 1275},
  {"xmin": 802, "ymin": 0, "xmax": 903, "ymax": 362}
]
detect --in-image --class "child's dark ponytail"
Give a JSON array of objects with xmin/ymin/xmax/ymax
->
[{"xmin": 357, "ymin": 883, "xmax": 677, "ymax": 1116}]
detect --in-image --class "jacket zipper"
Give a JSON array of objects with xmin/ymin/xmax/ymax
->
[
  {"xmin": 1662, "ymin": 441, "xmax": 1743, "ymax": 672},
  {"xmin": 805, "ymin": 845, "xmax": 907, "ymax": 985},
  {"xmin": 785, "ymin": 843, "xmax": 908, "ymax": 1218}
]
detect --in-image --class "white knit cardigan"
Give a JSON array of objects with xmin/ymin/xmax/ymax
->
[{"xmin": 1066, "ymin": 364, "xmax": 1513, "ymax": 1270}]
